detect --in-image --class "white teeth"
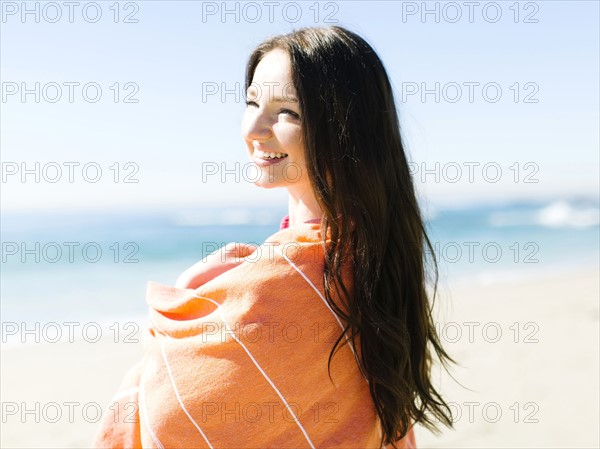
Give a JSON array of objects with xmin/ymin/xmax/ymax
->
[{"xmin": 255, "ymin": 149, "xmax": 288, "ymax": 159}]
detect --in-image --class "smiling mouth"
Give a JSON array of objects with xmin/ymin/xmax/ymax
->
[{"xmin": 254, "ymin": 148, "xmax": 288, "ymax": 160}]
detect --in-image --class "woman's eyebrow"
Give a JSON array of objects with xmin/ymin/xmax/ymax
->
[
  {"xmin": 272, "ymin": 96, "xmax": 298, "ymax": 103},
  {"xmin": 246, "ymin": 88, "xmax": 298, "ymax": 103},
  {"xmin": 246, "ymin": 96, "xmax": 299, "ymax": 103}
]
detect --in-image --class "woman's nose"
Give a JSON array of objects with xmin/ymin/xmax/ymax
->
[{"xmin": 242, "ymin": 109, "xmax": 272, "ymax": 141}]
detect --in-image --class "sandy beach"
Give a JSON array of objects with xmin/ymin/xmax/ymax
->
[
  {"xmin": 415, "ymin": 268, "xmax": 600, "ymax": 448},
  {"xmin": 1, "ymin": 268, "xmax": 598, "ymax": 448}
]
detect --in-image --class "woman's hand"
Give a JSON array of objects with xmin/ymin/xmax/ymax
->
[{"xmin": 174, "ymin": 242, "xmax": 257, "ymax": 289}]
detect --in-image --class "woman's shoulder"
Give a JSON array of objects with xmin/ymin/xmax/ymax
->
[{"xmin": 268, "ymin": 215, "xmax": 325, "ymax": 248}]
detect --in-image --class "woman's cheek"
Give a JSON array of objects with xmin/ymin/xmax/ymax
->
[{"xmin": 281, "ymin": 128, "xmax": 304, "ymax": 155}]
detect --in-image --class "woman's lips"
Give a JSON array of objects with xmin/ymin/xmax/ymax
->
[
  {"xmin": 252, "ymin": 148, "xmax": 289, "ymax": 166},
  {"xmin": 253, "ymin": 155, "xmax": 288, "ymax": 167}
]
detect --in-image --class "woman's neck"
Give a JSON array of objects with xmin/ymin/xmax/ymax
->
[{"xmin": 287, "ymin": 190, "xmax": 323, "ymax": 227}]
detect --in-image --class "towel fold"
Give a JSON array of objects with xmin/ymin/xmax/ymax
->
[{"xmin": 93, "ymin": 222, "xmax": 416, "ymax": 449}]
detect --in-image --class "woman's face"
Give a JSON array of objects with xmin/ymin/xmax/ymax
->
[{"xmin": 241, "ymin": 49, "xmax": 311, "ymax": 197}]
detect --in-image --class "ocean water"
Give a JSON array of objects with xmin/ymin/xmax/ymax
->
[{"xmin": 1, "ymin": 199, "xmax": 598, "ymax": 343}]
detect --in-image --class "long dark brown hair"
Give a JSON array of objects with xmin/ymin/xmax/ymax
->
[{"xmin": 245, "ymin": 26, "xmax": 455, "ymax": 447}]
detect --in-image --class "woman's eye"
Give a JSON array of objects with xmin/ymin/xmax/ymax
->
[
  {"xmin": 279, "ymin": 109, "xmax": 300, "ymax": 119},
  {"xmin": 245, "ymin": 101, "xmax": 300, "ymax": 120}
]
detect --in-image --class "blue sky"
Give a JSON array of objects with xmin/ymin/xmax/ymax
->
[{"xmin": 1, "ymin": 0, "xmax": 598, "ymax": 212}]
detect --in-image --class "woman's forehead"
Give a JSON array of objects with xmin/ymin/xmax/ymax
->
[
  {"xmin": 246, "ymin": 81, "xmax": 297, "ymax": 101},
  {"xmin": 248, "ymin": 51, "xmax": 298, "ymax": 100}
]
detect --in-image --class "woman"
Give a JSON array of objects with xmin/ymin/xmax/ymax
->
[{"xmin": 94, "ymin": 25, "xmax": 454, "ymax": 448}]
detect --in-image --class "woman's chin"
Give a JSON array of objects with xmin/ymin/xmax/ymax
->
[{"xmin": 253, "ymin": 179, "xmax": 282, "ymax": 189}]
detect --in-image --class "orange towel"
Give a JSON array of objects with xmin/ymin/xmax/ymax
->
[{"xmin": 93, "ymin": 222, "xmax": 416, "ymax": 448}]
